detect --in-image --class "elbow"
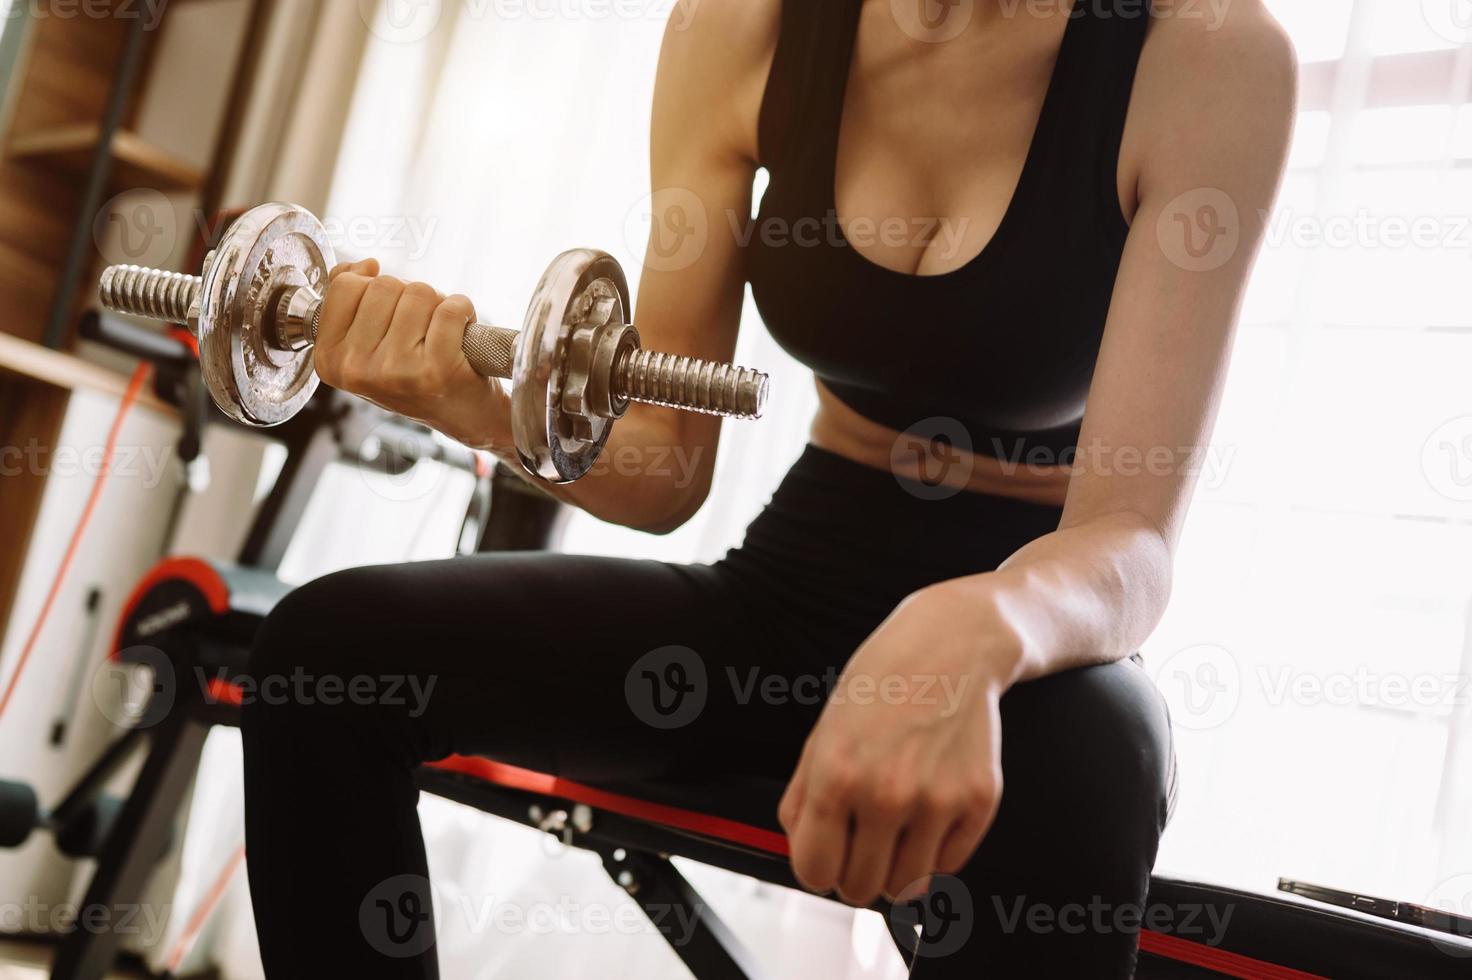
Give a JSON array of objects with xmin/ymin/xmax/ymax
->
[
  {"xmin": 1123, "ymin": 508, "xmax": 1176, "ymax": 618},
  {"xmin": 630, "ymin": 470, "xmax": 714, "ymax": 536}
]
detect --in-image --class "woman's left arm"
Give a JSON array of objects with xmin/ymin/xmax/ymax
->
[{"xmin": 780, "ymin": 9, "xmax": 1297, "ymax": 907}]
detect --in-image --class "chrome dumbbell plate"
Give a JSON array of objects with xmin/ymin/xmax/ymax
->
[
  {"xmin": 513, "ymin": 250, "xmax": 631, "ymax": 483},
  {"xmin": 198, "ymin": 204, "xmax": 333, "ymax": 426}
]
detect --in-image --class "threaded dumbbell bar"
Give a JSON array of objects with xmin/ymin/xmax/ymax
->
[{"xmin": 98, "ymin": 265, "xmax": 768, "ymax": 420}]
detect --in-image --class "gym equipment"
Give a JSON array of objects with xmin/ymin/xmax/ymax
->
[
  {"xmin": 0, "ymin": 777, "xmax": 168, "ymax": 861},
  {"xmin": 97, "ymin": 202, "xmax": 771, "ymax": 482}
]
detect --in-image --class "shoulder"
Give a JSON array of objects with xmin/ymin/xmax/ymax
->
[
  {"xmin": 1133, "ymin": 0, "xmax": 1297, "ymax": 186},
  {"xmin": 653, "ymin": 0, "xmax": 783, "ymax": 164},
  {"xmin": 1138, "ymin": 0, "xmax": 1297, "ymax": 117}
]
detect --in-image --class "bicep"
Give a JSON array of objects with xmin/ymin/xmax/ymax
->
[{"xmin": 632, "ymin": 4, "xmax": 770, "ymax": 371}]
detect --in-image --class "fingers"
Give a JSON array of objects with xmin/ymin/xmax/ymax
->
[
  {"xmin": 935, "ymin": 805, "xmax": 993, "ymax": 875},
  {"xmin": 315, "ymin": 267, "xmax": 375, "ymax": 354},
  {"xmin": 424, "ymin": 294, "xmax": 477, "ymax": 386},
  {"xmin": 837, "ymin": 812, "xmax": 901, "ymax": 907},
  {"xmin": 349, "ymin": 275, "xmax": 407, "ymax": 356},
  {"xmin": 884, "ymin": 810, "xmax": 950, "ymax": 900},
  {"xmin": 786, "ymin": 783, "xmax": 851, "ymax": 896},
  {"xmin": 380, "ymin": 281, "xmax": 442, "ymax": 361}
]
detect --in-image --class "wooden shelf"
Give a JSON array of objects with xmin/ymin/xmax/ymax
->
[
  {"xmin": 0, "ymin": 331, "xmax": 176, "ymax": 417},
  {"xmin": 8, "ymin": 124, "xmax": 204, "ymax": 191}
]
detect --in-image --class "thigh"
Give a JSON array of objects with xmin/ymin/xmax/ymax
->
[{"xmin": 248, "ymin": 551, "xmax": 830, "ymax": 786}]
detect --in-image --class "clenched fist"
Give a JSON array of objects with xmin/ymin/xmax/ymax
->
[{"xmin": 312, "ymin": 258, "xmax": 513, "ymax": 450}]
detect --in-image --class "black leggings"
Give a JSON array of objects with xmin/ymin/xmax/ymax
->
[{"xmin": 241, "ymin": 446, "xmax": 1175, "ymax": 978}]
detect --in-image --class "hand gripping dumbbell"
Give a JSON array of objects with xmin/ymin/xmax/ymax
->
[{"xmin": 97, "ymin": 202, "xmax": 769, "ymax": 482}]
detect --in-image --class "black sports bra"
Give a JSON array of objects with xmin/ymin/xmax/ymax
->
[{"xmin": 747, "ymin": 0, "xmax": 1150, "ymax": 463}]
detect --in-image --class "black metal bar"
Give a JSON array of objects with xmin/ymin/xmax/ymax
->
[
  {"xmin": 477, "ymin": 464, "xmax": 569, "ymax": 552},
  {"xmin": 236, "ymin": 398, "xmax": 341, "ymax": 570},
  {"xmin": 46, "ymin": 726, "xmax": 146, "ymax": 831},
  {"xmin": 50, "ymin": 708, "xmax": 208, "ymax": 980},
  {"xmin": 41, "ymin": 8, "xmax": 155, "ymax": 348},
  {"xmin": 597, "ymin": 846, "xmax": 771, "ymax": 980}
]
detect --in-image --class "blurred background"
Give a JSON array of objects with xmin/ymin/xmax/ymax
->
[{"xmin": 0, "ymin": 0, "xmax": 1469, "ymax": 976}]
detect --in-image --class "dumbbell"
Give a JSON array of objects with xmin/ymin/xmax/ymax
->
[
  {"xmin": 0, "ymin": 778, "xmax": 169, "ymax": 860},
  {"xmin": 97, "ymin": 203, "xmax": 770, "ymax": 483}
]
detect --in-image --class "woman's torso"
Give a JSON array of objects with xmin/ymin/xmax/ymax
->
[{"xmin": 744, "ymin": 0, "xmax": 1153, "ymax": 506}]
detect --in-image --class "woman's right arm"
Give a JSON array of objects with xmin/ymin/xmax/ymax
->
[{"xmin": 315, "ymin": 0, "xmax": 778, "ymax": 534}]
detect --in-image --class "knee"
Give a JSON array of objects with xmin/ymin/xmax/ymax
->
[
  {"xmin": 245, "ymin": 564, "xmax": 407, "ymax": 730},
  {"xmin": 994, "ymin": 659, "xmax": 1174, "ymax": 879}
]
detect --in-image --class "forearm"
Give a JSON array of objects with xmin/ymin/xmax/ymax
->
[
  {"xmin": 478, "ymin": 403, "xmax": 717, "ymax": 533},
  {"xmin": 928, "ymin": 511, "xmax": 1174, "ymax": 687}
]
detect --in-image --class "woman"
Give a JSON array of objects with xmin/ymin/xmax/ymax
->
[{"xmin": 242, "ymin": 0, "xmax": 1294, "ymax": 975}]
